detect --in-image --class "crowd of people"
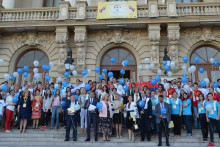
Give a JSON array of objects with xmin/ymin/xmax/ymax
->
[{"xmin": 0, "ymin": 76, "xmax": 220, "ymax": 146}]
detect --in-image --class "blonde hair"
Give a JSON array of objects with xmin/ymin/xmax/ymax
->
[
  {"xmin": 101, "ymin": 93, "xmax": 110, "ymax": 102},
  {"xmin": 114, "ymin": 93, "xmax": 120, "ymax": 100}
]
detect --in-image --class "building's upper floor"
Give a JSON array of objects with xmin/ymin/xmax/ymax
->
[{"xmin": 0, "ymin": 0, "xmax": 218, "ymax": 9}]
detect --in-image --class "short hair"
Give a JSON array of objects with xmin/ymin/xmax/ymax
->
[
  {"xmin": 208, "ymin": 93, "xmax": 213, "ymax": 96},
  {"xmin": 194, "ymin": 82, "xmax": 198, "ymax": 86},
  {"xmin": 158, "ymin": 95, "xmax": 163, "ymax": 98}
]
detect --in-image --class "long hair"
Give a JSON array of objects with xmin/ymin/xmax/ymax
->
[
  {"xmin": 103, "ymin": 85, "xmax": 109, "ymax": 94},
  {"xmin": 101, "ymin": 93, "xmax": 110, "ymax": 102},
  {"xmin": 45, "ymin": 90, "xmax": 52, "ymax": 99},
  {"xmin": 127, "ymin": 95, "xmax": 133, "ymax": 109},
  {"xmin": 198, "ymin": 93, "xmax": 205, "ymax": 102},
  {"xmin": 54, "ymin": 89, "xmax": 61, "ymax": 101}
]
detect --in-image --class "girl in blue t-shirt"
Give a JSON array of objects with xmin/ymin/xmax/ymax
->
[
  {"xmin": 197, "ymin": 93, "xmax": 208, "ymax": 141},
  {"xmin": 182, "ymin": 92, "xmax": 192, "ymax": 137}
]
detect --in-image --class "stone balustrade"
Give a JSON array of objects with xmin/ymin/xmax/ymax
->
[{"xmin": 0, "ymin": 2, "xmax": 220, "ymax": 22}]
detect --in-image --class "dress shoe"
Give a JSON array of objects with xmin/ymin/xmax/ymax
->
[
  {"xmin": 64, "ymin": 139, "xmax": 69, "ymax": 141},
  {"xmin": 95, "ymin": 138, "xmax": 98, "ymax": 141},
  {"xmin": 73, "ymin": 138, "xmax": 77, "ymax": 141},
  {"xmin": 158, "ymin": 143, "xmax": 162, "ymax": 146},
  {"xmin": 85, "ymin": 138, "xmax": 90, "ymax": 141},
  {"xmin": 166, "ymin": 143, "xmax": 170, "ymax": 146}
]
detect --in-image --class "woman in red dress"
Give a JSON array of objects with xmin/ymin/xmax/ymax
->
[{"xmin": 31, "ymin": 89, "xmax": 43, "ymax": 129}]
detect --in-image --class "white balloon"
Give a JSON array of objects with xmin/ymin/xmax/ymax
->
[
  {"xmin": 170, "ymin": 61, "xmax": 175, "ymax": 69},
  {"xmin": 182, "ymin": 65, "xmax": 187, "ymax": 70},
  {"xmin": 34, "ymin": 73, "xmax": 40, "ymax": 80},
  {"xmin": 164, "ymin": 83, "xmax": 169, "ymax": 90},
  {"xmin": 33, "ymin": 68, "xmax": 38, "ymax": 73},
  {"xmin": 157, "ymin": 69, "xmax": 162, "ymax": 75},
  {"xmin": 150, "ymin": 63, "xmax": 155, "ymax": 69},
  {"xmin": 138, "ymin": 65, "xmax": 142, "ymax": 70},
  {"xmin": 210, "ymin": 58, "xmax": 215, "ymax": 64},
  {"xmin": 70, "ymin": 65, "xmax": 74, "ymax": 71},
  {"xmin": 33, "ymin": 60, "xmax": 39, "ymax": 67},
  {"xmin": 49, "ymin": 62, "xmax": 54, "ymax": 67},
  {"xmin": 57, "ymin": 77, "xmax": 62, "ymax": 82},
  {"xmin": 87, "ymin": 69, "xmax": 91, "ymax": 74},
  {"xmin": 144, "ymin": 58, "xmax": 150, "ymax": 63},
  {"xmin": 191, "ymin": 65, "xmax": 196, "ymax": 72},
  {"xmin": 183, "ymin": 84, "xmax": 190, "ymax": 93},
  {"xmin": 188, "ymin": 67, "xmax": 193, "ymax": 73},
  {"xmin": 122, "ymin": 61, "xmax": 125, "ymax": 67},
  {"xmin": 168, "ymin": 71, "xmax": 172, "ymax": 77},
  {"xmin": 13, "ymin": 72, "xmax": 19, "ymax": 78},
  {"xmin": 145, "ymin": 65, "xmax": 150, "ymax": 71},
  {"xmin": 204, "ymin": 78, "xmax": 210, "ymax": 84},
  {"xmin": 72, "ymin": 70, "xmax": 77, "ymax": 76},
  {"xmin": 117, "ymin": 85, "xmax": 123, "ymax": 91},
  {"xmin": 0, "ymin": 59, "xmax": 4, "ymax": 64},
  {"xmin": 4, "ymin": 73, "xmax": 10, "ymax": 80}
]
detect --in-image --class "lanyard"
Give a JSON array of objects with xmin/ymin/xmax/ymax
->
[{"xmin": 24, "ymin": 97, "xmax": 28, "ymax": 103}]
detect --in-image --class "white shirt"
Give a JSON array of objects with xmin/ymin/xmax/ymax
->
[
  {"xmin": 0, "ymin": 100, "xmax": 6, "ymax": 115},
  {"xmin": 6, "ymin": 96, "xmax": 15, "ymax": 111}
]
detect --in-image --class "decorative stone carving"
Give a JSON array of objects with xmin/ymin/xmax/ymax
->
[{"xmin": 74, "ymin": 26, "xmax": 87, "ymax": 71}]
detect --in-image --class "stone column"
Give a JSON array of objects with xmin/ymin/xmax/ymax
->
[
  {"xmin": 167, "ymin": 23, "xmax": 180, "ymax": 72},
  {"xmin": 56, "ymin": 26, "xmax": 69, "ymax": 74},
  {"xmin": 65, "ymin": 0, "xmax": 76, "ymax": 7},
  {"xmin": 74, "ymin": 26, "xmax": 87, "ymax": 71},
  {"xmin": 2, "ymin": 0, "xmax": 15, "ymax": 9},
  {"xmin": 148, "ymin": 24, "xmax": 161, "ymax": 70}
]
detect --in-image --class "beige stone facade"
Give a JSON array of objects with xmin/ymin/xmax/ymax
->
[{"xmin": 0, "ymin": 0, "xmax": 220, "ymax": 84}]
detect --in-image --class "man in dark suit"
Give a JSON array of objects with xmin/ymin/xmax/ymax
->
[
  {"xmin": 138, "ymin": 91, "xmax": 152, "ymax": 141},
  {"xmin": 155, "ymin": 95, "xmax": 171, "ymax": 146},
  {"xmin": 84, "ymin": 91, "xmax": 99, "ymax": 141}
]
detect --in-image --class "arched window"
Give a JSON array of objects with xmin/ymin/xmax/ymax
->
[
  {"xmin": 101, "ymin": 48, "xmax": 137, "ymax": 81},
  {"xmin": 190, "ymin": 46, "xmax": 220, "ymax": 82},
  {"xmin": 16, "ymin": 50, "xmax": 49, "ymax": 86}
]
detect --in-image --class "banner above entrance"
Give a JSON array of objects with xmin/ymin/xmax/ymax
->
[{"xmin": 97, "ymin": 1, "xmax": 137, "ymax": 19}]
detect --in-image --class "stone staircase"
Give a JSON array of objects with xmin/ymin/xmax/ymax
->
[{"xmin": 0, "ymin": 127, "xmax": 219, "ymax": 147}]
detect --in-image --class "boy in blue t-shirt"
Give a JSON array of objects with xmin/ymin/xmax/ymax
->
[{"xmin": 206, "ymin": 93, "xmax": 220, "ymax": 146}]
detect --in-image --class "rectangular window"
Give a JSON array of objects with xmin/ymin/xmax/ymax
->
[
  {"xmin": 176, "ymin": 0, "xmax": 203, "ymax": 3},
  {"xmin": 106, "ymin": 0, "xmax": 135, "ymax": 1},
  {"xmin": 43, "ymin": 0, "xmax": 63, "ymax": 7}
]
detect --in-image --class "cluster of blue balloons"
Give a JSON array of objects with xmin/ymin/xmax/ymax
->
[
  {"xmin": 138, "ymin": 100, "xmax": 145, "ymax": 108},
  {"xmin": 96, "ymin": 102, "xmax": 103, "ymax": 110},
  {"xmin": 200, "ymin": 80, "xmax": 206, "ymax": 88},
  {"xmin": 42, "ymin": 65, "xmax": 51, "ymax": 71},
  {"xmin": 82, "ymin": 69, "xmax": 88, "ymax": 77},
  {"xmin": 85, "ymin": 84, "xmax": 90, "ymax": 91},
  {"xmin": 17, "ymin": 66, "xmax": 30, "ymax": 78}
]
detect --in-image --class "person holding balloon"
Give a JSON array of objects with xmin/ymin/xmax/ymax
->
[
  {"xmin": 155, "ymin": 95, "xmax": 171, "ymax": 146},
  {"xmin": 5, "ymin": 90, "xmax": 16, "ymax": 132},
  {"xmin": 150, "ymin": 91, "xmax": 159, "ymax": 136},
  {"xmin": 205, "ymin": 93, "xmax": 220, "ymax": 146},
  {"xmin": 98, "ymin": 94, "xmax": 113, "ymax": 141}
]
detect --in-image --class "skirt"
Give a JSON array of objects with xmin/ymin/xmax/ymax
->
[
  {"xmin": 98, "ymin": 117, "xmax": 112, "ymax": 135},
  {"xmin": 113, "ymin": 112, "xmax": 122, "ymax": 124},
  {"xmin": 126, "ymin": 111, "xmax": 134, "ymax": 129},
  {"xmin": 31, "ymin": 110, "xmax": 41, "ymax": 119}
]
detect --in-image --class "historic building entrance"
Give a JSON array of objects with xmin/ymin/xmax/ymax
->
[
  {"xmin": 190, "ymin": 46, "xmax": 220, "ymax": 82},
  {"xmin": 16, "ymin": 50, "xmax": 49, "ymax": 86},
  {"xmin": 101, "ymin": 47, "xmax": 137, "ymax": 81}
]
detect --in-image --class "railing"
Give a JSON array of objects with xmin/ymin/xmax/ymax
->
[
  {"xmin": 86, "ymin": 6, "xmax": 97, "ymax": 19},
  {"xmin": 1, "ymin": 7, "xmax": 59, "ymax": 21},
  {"xmin": 137, "ymin": 5, "xmax": 148, "ymax": 18},
  {"xmin": 69, "ymin": 7, "xmax": 77, "ymax": 19},
  {"xmin": 176, "ymin": 2, "xmax": 220, "ymax": 16},
  {"xmin": 158, "ymin": 4, "xmax": 167, "ymax": 16}
]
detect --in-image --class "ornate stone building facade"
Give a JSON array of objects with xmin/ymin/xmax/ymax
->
[{"xmin": 0, "ymin": 0, "xmax": 220, "ymax": 85}]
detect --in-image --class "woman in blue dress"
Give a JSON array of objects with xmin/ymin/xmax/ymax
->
[{"xmin": 18, "ymin": 91, "xmax": 32, "ymax": 133}]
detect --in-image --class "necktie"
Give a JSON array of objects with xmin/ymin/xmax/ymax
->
[{"xmin": 90, "ymin": 98, "xmax": 93, "ymax": 104}]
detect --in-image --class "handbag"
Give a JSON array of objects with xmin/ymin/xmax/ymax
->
[
  {"xmin": 132, "ymin": 120, "xmax": 139, "ymax": 133},
  {"xmin": 169, "ymin": 121, "xmax": 174, "ymax": 128}
]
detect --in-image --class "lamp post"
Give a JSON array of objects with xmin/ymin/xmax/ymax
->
[
  {"xmin": 64, "ymin": 48, "xmax": 74, "ymax": 74},
  {"xmin": 163, "ymin": 46, "xmax": 171, "ymax": 75}
]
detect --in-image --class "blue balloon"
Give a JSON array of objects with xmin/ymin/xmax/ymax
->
[
  {"xmin": 200, "ymin": 80, "xmax": 206, "ymax": 88},
  {"xmin": 182, "ymin": 77, "xmax": 187, "ymax": 83},
  {"xmin": 82, "ymin": 69, "xmax": 88, "ymax": 76},
  {"xmin": 213, "ymin": 60, "xmax": 219, "ymax": 67},
  {"xmin": 183, "ymin": 56, "xmax": 188, "ymax": 63},
  {"xmin": 95, "ymin": 67, "xmax": 100, "ymax": 73},
  {"xmin": 45, "ymin": 75, "xmax": 50, "ymax": 82},
  {"xmin": 123, "ymin": 85, "xmax": 129, "ymax": 92},
  {"xmin": 13, "ymin": 97, "xmax": 19, "ymax": 104},
  {"xmin": 161, "ymin": 108, "xmax": 167, "ymax": 115},
  {"xmin": 75, "ymin": 95, "xmax": 79, "ymax": 101},
  {"xmin": 163, "ymin": 61, "xmax": 167, "ymax": 66},
  {"xmin": 102, "ymin": 68, "xmax": 107, "ymax": 74},
  {"xmin": 108, "ymin": 72, "xmax": 113, "ymax": 78},
  {"xmin": 213, "ymin": 83, "xmax": 219, "ymax": 89},
  {"xmin": 120, "ymin": 69, "xmax": 125, "ymax": 75},
  {"xmin": 111, "ymin": 57, "xmax": 116, "ymax": 63},
  {"xmin": 124, "ymin": 60, "xmax": 129, "ymax": 66},
  {"xmin": 199, "ymin": 67, "xmax": 204, "ymax": 73},
  {"xmin": 138, "ymin": 100, "xmax": 145, "ymax": 108},
  {"xmin": 17, "ymin": 68, "xmax": 23, "ymax": 74},
  {"xmin": 9, "ymin": 75, "xmax": 15, "ymax": 81},
  {"xmin": 96, "ymin": 102, "xmax": 103, "ymax": 110},
  {"xmin": 85, "ymin": 84, "xmax": 90, "ymax": 91},
  {"xmin": 194, "ymin": 57, "xmax": 200, "ymax": 63},
  {"xmin": 99, "ymin": 75, "xmax": 104, "ymax": 80},
  {"xmin": 182, "ymin": 73, "xmax": 187, "ymax": 77},
  {"xmin": 151, "ymin": 79, "xmax": 157, "ymax": 86},
  {"xmin": 165, "ymin": 66, "xmax": 170, "ymax": 71},
  {"xmin": 42, "ymin": 65, "xmax": 47, "ymax": 71},
  {"xmin": 1, "ymin": 84, "xmax": 8, "ymax": 92},
  {"xmin": 119, "ymin": 78, "xmax": 125, "ymax": 85},
  {"xmin": 61, "ymin": 101, "xmax": 66, "ymax": 107},
  {"xmin": 46, "ymin": 65, "xmax": 51, "ymax": 71},
  {"xmin": 62, "ymin": 81, "xmax": 68, "ymax": 87},
  {"xmin": 155, "ymin": 75, "xmax": 161, "ymax": 82},
  {"xmin": 23, "ymin": 66, "xmax": 29, "ymax": 72},
  {"xmin": 23, "ymin": 72, "xmax": 28, "ymax": 78},
  {"xmin": 64, "ymin": 72, "xmax": 69, "ymax": 78}
]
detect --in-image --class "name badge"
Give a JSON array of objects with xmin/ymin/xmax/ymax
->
[
  {"xmin": 211, "ymin": 110, "xmax": 214, "ymax": 114},
  {"xmin": 198, "ymin": 108, "xmax": 201, "ymax": 113},
  {"xmin": 36, "ymin": 103, "xmax": 39, "ymax": 108},
  {"xmin": 152, "ymin": 106, "xmax": 155, "ymax": 110},
  {"xmin": 169, "ymin": 95, "xmax": 172, "ymax": 98},
  {"xmin": 173, "ymin": 105, "xmax": 176, "ymax": 109},
  {"xmin": 196, "ymin": 97, "xmax": 199, "ymax": 100},
  {"xmin": 23, "ymin": 104, "xmax": 26, "ymax": 108}
]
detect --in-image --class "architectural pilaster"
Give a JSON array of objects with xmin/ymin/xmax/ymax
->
[
  {"xmin": 2, "ymin": 0, "xmax": 15, "ymax": 9},
  {"xmin": 74, "ymin": 26, "xmax": 87, "ymax": 71},
  {"xmin": 76, "ymin": 0, "xmax": 87, "ymax": 19}
]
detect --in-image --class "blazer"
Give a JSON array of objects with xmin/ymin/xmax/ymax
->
[
  {"xmin": 65, "ymin": 99, "xmax": 80, "ymax": 118},
  {"xmin": 84, "ymin": 97, "xmax": 99, "ymax": 114},
  {"xmin": 155, "ymin": 102, "xmax": 171, "ymax": 124},
  {"xmin": 137, "ymin": 97, "xmax": 152, "ymax": 117},
  {"xmin": 99, "ymin": 101, "xmax": 113, "ymax": 118}
]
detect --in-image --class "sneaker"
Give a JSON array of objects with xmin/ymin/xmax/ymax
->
[
  {"xmin": 5, "ymin": 130, "xmax": 10, "ymax": 133},
  {"xmin": 207, "ymin": 142, "xmax": 214, "ymax": 146}
]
